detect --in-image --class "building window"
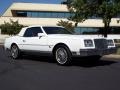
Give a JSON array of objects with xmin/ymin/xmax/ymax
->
[
  {"xmin": 16, "ymin": 11, "xmax": 27, "ymax": 17},
  {"xmin": 110, "ymin": 27, "xmax": 120, "ymax": 34},
  {"xmin": 31, "ymin": 12, "xmax": 38, "ymax": 17},
  {"xmin": 74, "ymin": 27, "xmax": 100, "ymax": 34},
  {"xmin": 15, "ymin": 11, "xmax": 71, "ymax": 18},
  {"xmin": 27, "ymin": 12, "xmax": 32, "ymax": 17},
  {"xmin": 74, "ymin": 27, "xmax": 120, "ymax": 35}
]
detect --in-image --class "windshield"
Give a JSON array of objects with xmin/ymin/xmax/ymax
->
[{"xmin": 43, "ymin": 27, "xmax": 72, "ymax": 34}]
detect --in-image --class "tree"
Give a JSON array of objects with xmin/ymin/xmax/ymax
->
[
  {"xmin": 0, "ymin": 19, "xmax": 24, "ymax": 35},
  {"xmin": 57, "ymin": 20, "xmax": 75, "ymax": 33},
  {"xmin": 66, "ymin": 0, "xmax": 94, "ymax": 26},
  {"xmin": 61, "ymin": 0, "xmax": 68, "ymax": 4},
  {"xmin": 66, "ymin": 0, "xmax": 120, "ymax": 37},
  {"xmin": 96, "ymin": 0, "xmax": 120, "ymax": 37}
]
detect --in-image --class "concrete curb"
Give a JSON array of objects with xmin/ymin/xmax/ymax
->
[{"xmin": 103, "ymin": 54, "xmax": 120, "ymax": 59}]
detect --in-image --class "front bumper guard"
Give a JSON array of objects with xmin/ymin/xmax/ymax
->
[{"xmin": 79, "ymin": 47, "xmax": 117, "ymax": 56}]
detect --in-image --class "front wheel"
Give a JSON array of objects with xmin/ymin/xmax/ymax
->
[
  {"xmin": 11, "ymin": 44, "xmax": 20, "ymax": 59},
  {"xmin": 54, "ymin": 45, "xmax": 72, "ymax": 65}
]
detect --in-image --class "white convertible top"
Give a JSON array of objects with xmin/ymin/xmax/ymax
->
[{"xmin": 18, "ymin": 27, "xmax": 28, "ymax": 36}]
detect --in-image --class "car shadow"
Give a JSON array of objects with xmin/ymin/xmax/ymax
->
[
  {"xmin": 20, "ymin": 55, "xmax": 56, "ymax": 63},
  {"xmin": 71, "ymin": 57, "xmax": 117, "ymax": 68},
  {"xmin": 19, "ymin": 55, "xmax": 118, "ymax": 68}
]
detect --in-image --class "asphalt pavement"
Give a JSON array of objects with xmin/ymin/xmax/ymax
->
[{"xmin": 0, "ymin": 46, "xmax": 120, "ymax": 90}]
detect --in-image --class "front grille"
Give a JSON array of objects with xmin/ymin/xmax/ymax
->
[{"xmin": 94, "ymin": 39, "xmax": 108, "ymax": 49}]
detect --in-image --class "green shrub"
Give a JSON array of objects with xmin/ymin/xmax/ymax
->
[
  {"xmin": 0, "ymin": 19, "xmax": 24, "ymax": 35},
  {"xmin": 57, "ymin": 20, "xmax": 75, "ymax": 33}
]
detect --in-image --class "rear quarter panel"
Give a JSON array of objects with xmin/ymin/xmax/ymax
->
[{"xmin": 4, "ymin": 36, "xmax": 22, "ymax": 50}]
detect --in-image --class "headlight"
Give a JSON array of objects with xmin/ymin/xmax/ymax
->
[
  {"xmin": 84, "ymin": 39, "xmax": 93, "ymax": 47},
  {"xmin": 107, "ymin": 39, "xmax": 114, "ymax": 46}
]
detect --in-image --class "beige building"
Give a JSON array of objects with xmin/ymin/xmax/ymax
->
[
  {"xmin": 0, "ymin": 2, "xmax": 120, "ymax": 36},
  {"xmin": 0, "ymin": 2, "xmax": 120, "ymax": 27}
]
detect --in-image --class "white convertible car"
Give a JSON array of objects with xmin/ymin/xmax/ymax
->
[{"xmin": 4, "ymin": 26, "xmax": 116, "ymax": 65}]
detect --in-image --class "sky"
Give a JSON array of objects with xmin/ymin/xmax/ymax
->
[{"xmin": 0, "ymin": 0, "xmax": 63, "ymax": 15}]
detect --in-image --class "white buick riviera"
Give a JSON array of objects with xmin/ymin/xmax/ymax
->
[{"xmin": 4, "ymin": 26, "xmax": 116, "ymax": 65}]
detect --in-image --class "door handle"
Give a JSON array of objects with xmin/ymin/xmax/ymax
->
[{"xmin": 23, "ymin": 40, "xmax": 26, "ymax": 42}]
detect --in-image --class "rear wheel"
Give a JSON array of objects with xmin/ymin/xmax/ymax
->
[
  {"xmin": 11, "ymin": 44, "xmax": 20, "ymax": 59},
  {"xmin": 54, "ymin": 45, "xmax": 72, "ymax": 65}
]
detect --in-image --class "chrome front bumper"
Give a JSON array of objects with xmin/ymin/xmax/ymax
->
[{"xmin": 79, "ymin": 47, "xmax": 117, "ymax": 56}]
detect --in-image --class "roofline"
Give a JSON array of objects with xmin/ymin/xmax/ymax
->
[
  {"xmin": 11, "ymin": 2, "xmax": 63, "ymax": 5},
  {"xmin": 2, "ymin": 2, "xmax": 68, "ymax": 16}
]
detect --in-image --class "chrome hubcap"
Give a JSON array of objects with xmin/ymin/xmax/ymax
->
[
  {"xmin": 11, "ymin": 45, "xmax": 18, "ymax": 58},
  {"xmin": 56, "ymin": 48, "xmax": 68, "ymax": 64}
]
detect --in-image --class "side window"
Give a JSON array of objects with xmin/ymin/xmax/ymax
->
[{"xmin": 24, "ymin": 27, "xmax": 43, "ymax": 37}]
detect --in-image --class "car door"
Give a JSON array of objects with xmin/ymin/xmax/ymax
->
[{"xmin": 20, "ymin": 27, "xmax": 49, "ymax": 52}]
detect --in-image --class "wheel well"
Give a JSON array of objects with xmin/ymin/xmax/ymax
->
[
  {"xmin": 52, "ymin": 43, "xmax": 71, "ymax": 54},
  {"xmin": 11, "ymin": 43, "xmax": 18, "ymax": 48}
]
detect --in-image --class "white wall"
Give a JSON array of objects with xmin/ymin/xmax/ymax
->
[{"xmin": 0, "ymin": 17, "xmax": 120, "ymax": 27}]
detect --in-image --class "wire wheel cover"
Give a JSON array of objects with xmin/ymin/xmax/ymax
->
[
  {"xmin": 56, "ymin": 48, "xmax": 68, "ymax": 64},
  {"xmin": 11, "ymin": 45, "xmax": 18, "ymax": 58}
]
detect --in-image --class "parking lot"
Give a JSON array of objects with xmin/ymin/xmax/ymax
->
[{"xmin": 0, "ymin": 46, "xmax": 120, "ymax": 90}]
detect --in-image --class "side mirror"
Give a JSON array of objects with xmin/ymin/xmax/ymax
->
[{"xmin": 38, "ymin": 33, "xmax": 45, "ymax": 37}]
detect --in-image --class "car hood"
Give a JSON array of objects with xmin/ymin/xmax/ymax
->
[{"xmin": 48, "ymin": 34, "xmax": 105, "ymax": 40}]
